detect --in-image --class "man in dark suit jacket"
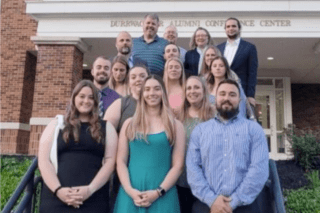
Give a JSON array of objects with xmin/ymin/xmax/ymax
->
[{"xmin": 217, "ymin": 17, "xmax": 258, "ymax": 106}]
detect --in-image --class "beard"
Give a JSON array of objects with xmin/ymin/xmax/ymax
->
[
  {"xmin": 227, "ymin": 32, "xmax": 239, "ymax": 40},
  {"xmin": 95, "ymin": 76, "xmax": 109, "ymax": 86},
  {"xmin": 216, "ymin": 100, "xmax": 239, "ymax": 120},
  {"xmin": 119, "ymin": 46, "xmax": 131, "ymax": 55}
]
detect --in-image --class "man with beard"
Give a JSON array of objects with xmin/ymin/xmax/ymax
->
[
  {"xmin": 186, "ymin": 79, "xmax": 269, "ymax": 213},
  {"xmin": 217, "ymin": 18, "xmax": 258, "ymax": 108},
  {"xmin": 163, "ymin": 25, "xmax": 187, "ymax": 63},
  {"xmin": 91, "ymin": 56, "xmax": 120, "ymax": 117},
  {"xmin": 132, "ymin": 13, "xmax": 168, "ymax": 77},
  {"xmin": 115, "ymin": 31, "xmax": 147, "ymax": 68}
]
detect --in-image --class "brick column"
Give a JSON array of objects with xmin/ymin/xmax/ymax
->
[
  {"xmin": 28, "ymin": 37, "xmax": 88, "ymax": 155},
  {"xmin": 0, "ymin": 0, "xmax": 37, "ymax": 154}
]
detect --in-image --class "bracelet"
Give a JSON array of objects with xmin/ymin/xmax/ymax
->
[{"xmin": 53, "ymin": 186, "xmax": 63, "ymax": 197}]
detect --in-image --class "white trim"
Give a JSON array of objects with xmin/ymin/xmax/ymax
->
[
  {"xmin": 29, "ymin": 117, "xmax": 55, "ymax": 125},
  {"xmin": 31, "ymin": 36, "xmax": 89, "ymax": 53},
  {"xmin": 0, "ymin": 123, "xmax": 31, "ymax": 131}
]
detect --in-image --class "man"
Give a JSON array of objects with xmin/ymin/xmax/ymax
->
[
  {"xmin": 163, "ymin": 25, "xmax": 187, "ymax": 63},
  {"xmin": 115, "ymin": 31, "xmax": 147, "ymax": 68},
  {"xmin": 187, "ymin": 79, "xmax": 269, "ymax": 213},
  {"xmin": 163, "ymin": 43, "xmax": 180, "ymax": 61},
  {"xmin": 217, "ymin": 17, "xmax": 258, "ymax": 107},
  {"xmin": 91, "ymin": 56, "xmax": 120, "ymax": 117},
  {"xmin": 132, "ymin": 13, "xmax": 168, "ymax": 77}
]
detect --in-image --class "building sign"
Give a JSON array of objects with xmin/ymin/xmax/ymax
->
[{"xmin": 110, "ymin": 19, "xmax": 291, "ymax": 28}]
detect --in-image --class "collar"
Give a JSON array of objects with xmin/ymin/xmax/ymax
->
[
  {"xmin": 140, "ymin": 34, "xmax": 159, "ymax": 43},
  {"xmin": 214, "ymin": 112, "xmax": 240, "ymax": 124},
  {"xmin": 100, "ymin": 87, "xmax": 110, "ymax": 96},
  {"xmin": 226, "ymin": 37, "xmax": 241, "ymax": 46},
  {"xmin": 196, "ymin": 46, "xmax": 207, "ymax": 55}
]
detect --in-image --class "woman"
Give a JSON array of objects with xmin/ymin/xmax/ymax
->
[
  {"xmin": 108, "ymin": 56, "xmax": 130, "ymax": 97},
  {"xmin": 38, "ymin": 80, "xmax": 118, "ymax": 213},
  {"xmin": 177, "ymin": 76, "xmax": 215, "ymax": 213},
  {"xmin": 163, "ymin": 58, "xmax": 186, "ymax": 120},
  {"xmin": 184, "ymin": 27, "xmax": 213, "ymax": 77},
  {"xmin": 104, "ymin": 64, "xmax": 150, "ymax": 133},
  {"xmin": 208, "ymin": 56, "xmax": 254, "ymax": 119},
  {"xmin": 114, "ymin": 75, "xmax": 185, "ymax": 213},
  {"xmin": 199, "ymin": 45, "xmax": 222, "ymax": 80}
]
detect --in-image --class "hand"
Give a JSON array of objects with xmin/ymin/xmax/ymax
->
[
  {"xmin": 247, "ymin": 97, "xmax": 256, "ymax": 107},
  {"xmin": 71, "ymin": 186, "xmax": 93, "ymax": 202},
  {"xmin": 210, "ymin": 195, "xmax": 232, "ymax": 213},
  {"xmin": 128, "ymin": 188, "xmax": 146, "ymax": 207},
  {"xmin": 140, "ymin": 190, "xmax": 159, "ymax": 207},
  {"xmin": 56, "ymin": 187, "xmax": 83, "ymax": 208}
]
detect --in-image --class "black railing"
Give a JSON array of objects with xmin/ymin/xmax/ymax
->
[{"xmin": 2, "ymin": 158, "xmax": 42, "ymax": 213}]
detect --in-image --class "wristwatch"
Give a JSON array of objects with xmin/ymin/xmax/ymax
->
[{"xmin": 157, "ymin": 187, "xmax": 166, "ymax": 197}]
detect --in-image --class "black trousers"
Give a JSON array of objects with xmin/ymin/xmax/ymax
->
[{"xmin": 177, "ymin": 185, "xmax": 197, "ymax": 213}]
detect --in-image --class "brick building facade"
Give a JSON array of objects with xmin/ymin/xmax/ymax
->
[{"xmin": 1, "ymin": 0, "xmax": 319, "ymax": 157}]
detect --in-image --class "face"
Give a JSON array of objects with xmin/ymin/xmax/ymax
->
[
  {"xmin": 112, "ymin": 62, "xmax": 127, "ymax": 83},
  {"xmin": 116, "ymin": 32, "xmax": 132, "ymax": 55},
  {"xmin": 143, "ymin": 79, "xmax": 163, "ymax": 107},
  {"xmin": 164, "ymin": 26, "xmax": 177, "ymax": 44},
  {"xmin": 129, "ymin": 67, "xmax": 148, "ymax": 94},
  {"xmin": 186, "ymin": 78, "xmax": 204, "ymax": 106},
  {"xmin": 205, "ymin": 48, "xmax": 217, "ymax": 67},
  {"xmin": 195, "ymin": 29, "xmax": 209, "ymax": 48},
  {"xmin": 167, "ymin": 60, "xmax": 182, "ymax": 80},
  {"xmin": 211, "ymin": 59, "xmax": 226, "ymax": 79},
  {"xmin": 74, "ymin": 86, "xmax": 94, "ymax": 115},
  {"xmin": 216, "ymin": 83, "xmax": 240, "ymax": 119},
  {"xmin": 164, "ymin": 44, "xmax": 180, "ymax": 60},
  {"xmin": 91, "ymin": 58, "xmax": 111, "ymax": 85},
  {"xmin": 143, "ymin": 16, "xmax": 159, "ymax": 39},
  {"xmin": 225, "ymin": 19, "xmax": 240, "ymax": 40}
]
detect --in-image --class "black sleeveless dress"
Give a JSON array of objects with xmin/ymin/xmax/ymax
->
[{"xmin": 40, "ymin": 121, "xmax": 109, "ymax": 213}]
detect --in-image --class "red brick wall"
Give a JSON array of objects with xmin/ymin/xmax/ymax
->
[
  {"xmin": 29, "ymin": 45, "xmax": 83, "ymax": 155},
  {"xmin": 292, "ymin": 84, "xmax": 320, "ymax": 130},
  {"xmin": 0, "ymin": 0, "xmax": 37, "ymax": 154}
]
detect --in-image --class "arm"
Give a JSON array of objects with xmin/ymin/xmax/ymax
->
[
  {"xmin": 186, "ymin": 125, "xmax": 217, "ymax": 208},
  {"xmin": 103, "ymin": 98, "xmax": 121, "ymax": 130},
  {"xmin": 116, "ymin": 118, "xmax": 144, "ymax": 203},
  {"xmin": 246, "ymin": 44, "xmax": 258, "ymax": 98},
  {"xmin": 38, "ymin": 119, "xmax": 81, "ymax": 206},
  {"xmin": 72, "ymin": 122, "xmax": 118, "ymax": 201},
  {"xmin": 229, "ymin": 122, "xmax": 269, "ymax": 210}
]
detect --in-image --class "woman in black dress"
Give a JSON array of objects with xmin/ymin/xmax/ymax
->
[{"xmin": 38, "ymin": 80, "xmax": 118, "ymax": 212}]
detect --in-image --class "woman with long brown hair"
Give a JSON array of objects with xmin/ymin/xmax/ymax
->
[
  {"xmin": 114, "ymin": 75, "xmax": 185, "ymax": 213},
  {"xmin": 108, "ymin": 56, "xmax": 130, "ymax": 97},
  {"xmin": 163, "ymin": 57, "xmax": 186, "ymax": 120},
  {"xmin": 199, "ymin": 45, "xmax": 222, "ymax": 80},
  {"xmin": 38, "ymin": 80, "xmax": 118, "ymax": 213},
  {"xmin": 177, "ymin": 76, "xmax": 215, "ymax": 213}
]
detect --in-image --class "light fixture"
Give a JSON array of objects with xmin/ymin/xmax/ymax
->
[
  {"xmin": 267, "ymin": 57, "xmax": 274, "ymax": 60},
  {"xmin": 83, "ymin": 64, "xmax": 88, "ymax": 67}
]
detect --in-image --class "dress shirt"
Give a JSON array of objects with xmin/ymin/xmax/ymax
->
[
  {"xmin": 99, "ymin": 87, "xmax": 120, "ymax": 117},
  {"xmin": 197, "ymin": 46, "xmax": 206, "ymax": 75},
  {"xmin": 186, "ymin": 113, "xmax": 269, "ymax": 210},
  {"xmin": 224, "ymin": 37, "xmax": 241, "ymax": 66},
  {"xmin": 179, "ymin": 46, "xmax": 187, "ymax": 63}
]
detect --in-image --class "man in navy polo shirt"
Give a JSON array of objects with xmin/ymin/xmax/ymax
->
[{"xmin": 132, "ymin": 13, "xmax": 168, "ymax": 77}]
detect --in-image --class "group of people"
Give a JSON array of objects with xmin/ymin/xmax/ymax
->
[{"xmin": 38, "ymin": 13, "xmax": 269, "ymax": 213}]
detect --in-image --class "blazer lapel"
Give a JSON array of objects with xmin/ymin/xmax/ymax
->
[{"xmin": 231, "ymin": 39, "xmax": 245, "ymax": 68}]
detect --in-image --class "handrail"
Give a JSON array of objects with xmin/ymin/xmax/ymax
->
[
  {"xmin": 2, "ymin": 158, "xmax": 38, "ymax": 213},
  {"xmin": 269, "ymin": 159, "xmax": 286, "ymax": 213}
]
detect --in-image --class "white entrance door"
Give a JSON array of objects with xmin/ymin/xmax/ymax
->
[{"xmin": 255, "ymin": 89, "xmax": 278, "ymax": 159}]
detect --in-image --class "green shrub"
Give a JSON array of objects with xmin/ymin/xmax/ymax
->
[
  {"xmin": 0, "ymin": 156, "xmax": 39, "ymax": 211},
  {"xmin": 306, "ymin": 170, "xmax": 320, "ymax": 189}
]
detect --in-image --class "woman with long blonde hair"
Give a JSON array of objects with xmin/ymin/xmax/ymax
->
[
  {"xmin": 163, "ymin": 57, "xmax": 186, "ymax": 120},
  {"xmin": 114, "ymin": 75, "xmax": 185, "ymax": 213},
  {"xmin": 108, "ymin": 56, "xmax": 130, "ymax": 97},
  {"xmin": 177, "ymin": 76, "xmax": 214, "ymax": 213},
  {"xmin": 38, "ymin": 80, "xmax": 117, "ymax": 213},
  {"xmin": 199, "ymin": 45, "xmax": 222, "ymax": 80}
]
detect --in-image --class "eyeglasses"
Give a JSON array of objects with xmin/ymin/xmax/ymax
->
[{"xmin": 196, "ymin": 34, "xmax": 208, "ymax": 38}]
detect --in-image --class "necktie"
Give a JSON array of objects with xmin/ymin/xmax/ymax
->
[{"xmin": 99, "ymin": 91, "xmax": 104, "ymax": 118}]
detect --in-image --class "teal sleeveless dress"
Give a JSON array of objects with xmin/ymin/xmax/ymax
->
[{"xmin": 114, "ymin": 132, "xmax": 180, "ymax": 213}]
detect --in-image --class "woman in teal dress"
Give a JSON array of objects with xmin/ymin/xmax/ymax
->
[
  {"xmin": 177, "ymin": 76, "xmax": 215, "ymax": 213},
  {"xmin": 114, "ymin": 75, "xmax": 185, "ymax": 213}
]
